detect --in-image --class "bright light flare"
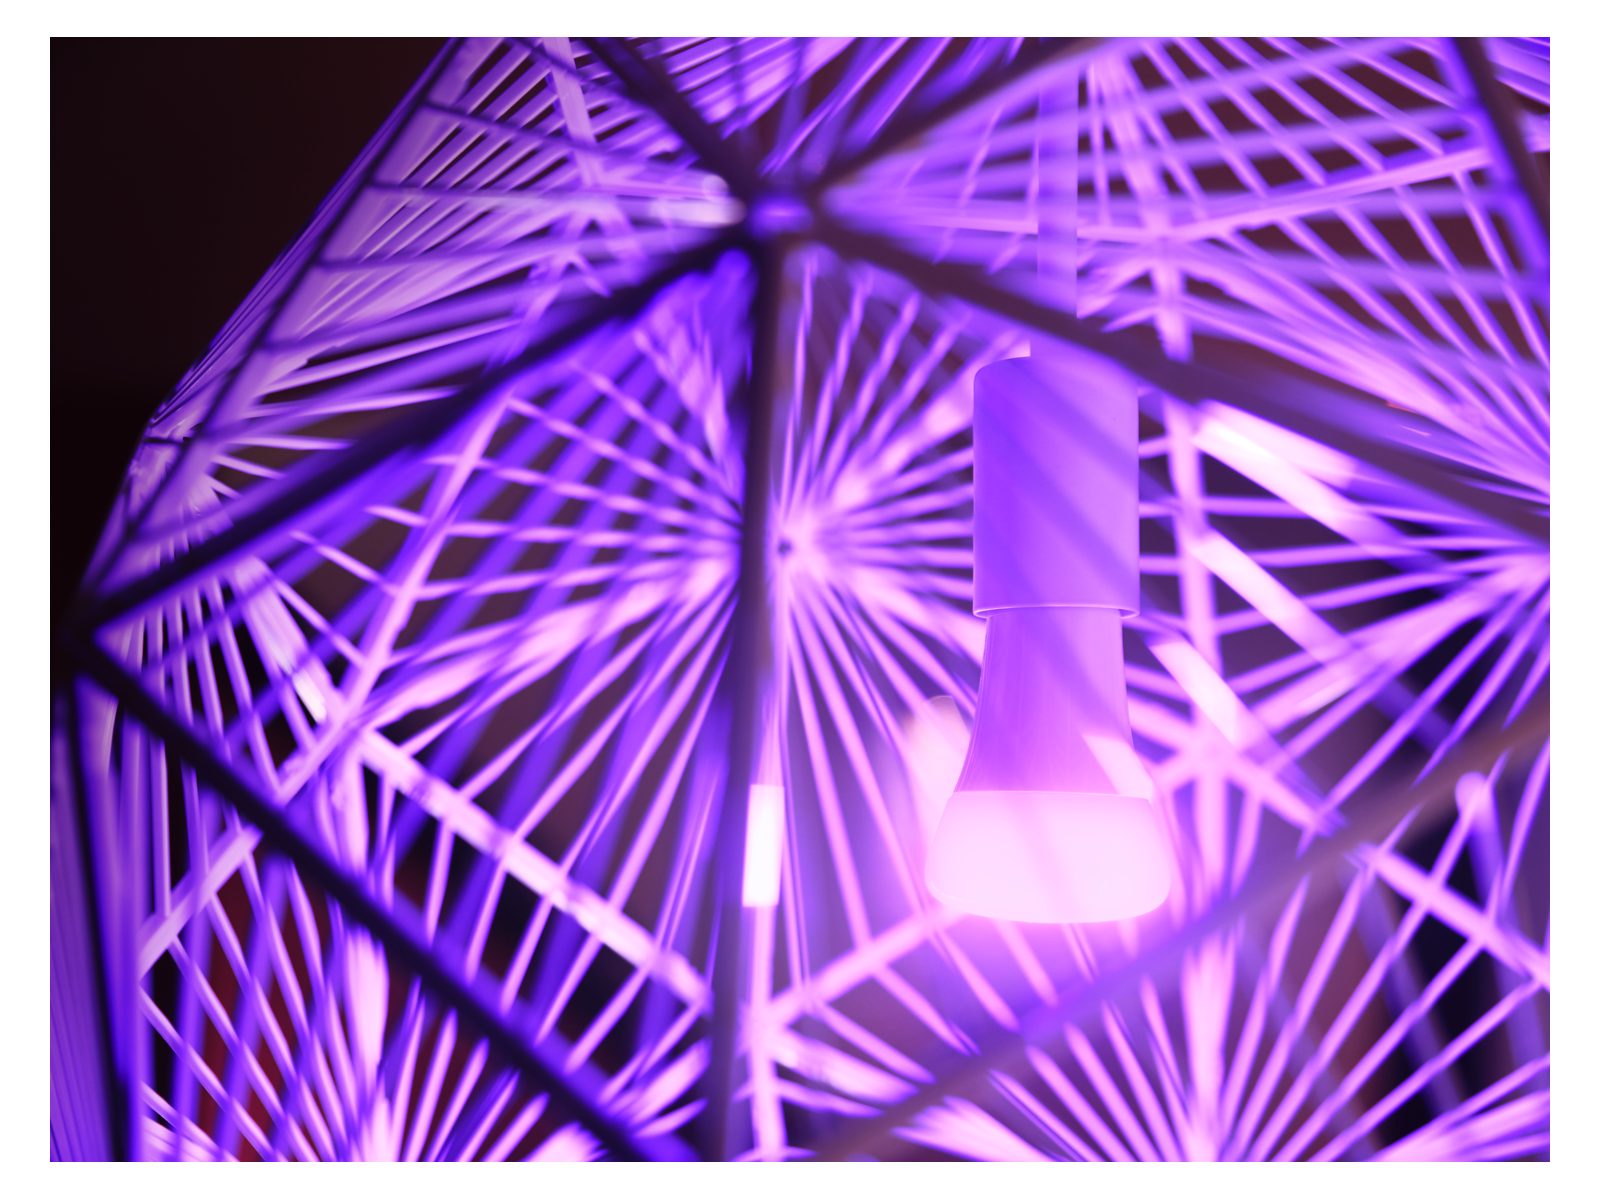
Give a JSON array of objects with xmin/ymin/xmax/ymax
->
[{"xmin": 743, "ymin": 783, "xmax": 786, "ymax": 908}]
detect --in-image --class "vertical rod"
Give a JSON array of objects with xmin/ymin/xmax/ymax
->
[
  {"xmin": 1037, "ymin": 62, "xmax": 1081, "ymax": 319},
  {"xmin": 706, "ymin": 235, "xmax": 786, "ymax": 1161}
]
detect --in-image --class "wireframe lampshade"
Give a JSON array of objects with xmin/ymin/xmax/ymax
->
[
  {"xmin": 926, "ymin": 352, "xmax": 1171, "ymax": 922},
  {"xmin": 51, "ymin": 37, "xmax": 1550, "ymax": 1163}
]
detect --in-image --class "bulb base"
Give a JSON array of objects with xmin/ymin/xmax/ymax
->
[{"xmin": 927, "ymin": 789, "xmax": 1171, "ymax": 923}]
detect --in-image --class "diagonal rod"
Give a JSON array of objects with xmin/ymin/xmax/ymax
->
[
  {"xmin": 80, "ymin": 39, "xmax": 463, "ymax": 607},
  {"xmin": 1453, "ymin": 38, "xmax": 1550, "ymax": 241},
  {"xmin": 705, "ymin": 235, "xmax": 787, "ymax": 1160},
  {"xmin": 65, "ymin": 636, "xmax": 696, "ymax": 1163},
  {"xmin": 811, "ymin": 698, "xmax": 1548, "ymax": 1160},
  {"xmin": 76, "ymin": 232, "xmax": 741, "ymax": 634},
  {"xmin": 584, "ymin": 37, "xmax": 765, "ymax": 202},
  {"xmin": 807, "ymin": 37, "xmax": 1105, "ymax": 195},
  {"xmin": 810, "ymin": 215, "xmax": 1549, "ymax": 543},
  {"xmin": 60, "ymin": 684, "xmax": 135, "ymax": 1160}
]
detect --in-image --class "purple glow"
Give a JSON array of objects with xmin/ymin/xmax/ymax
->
[
  {"xmin": 53, "ymin": 37, "xmax": 1549, "ymax": 1162},
  {"xmin": 928, "ymin": 789, "xmax": 1171, "ymax": 923}
]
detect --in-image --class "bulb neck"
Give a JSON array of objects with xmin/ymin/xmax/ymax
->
[{"xmin": 955, "ymin": 606, "xmax": 1149, "ymax": 797}]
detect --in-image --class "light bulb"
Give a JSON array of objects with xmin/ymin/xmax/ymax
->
[{"xmin": 926, "ymin": 352, "xmax": 1171, "ymax": 923}]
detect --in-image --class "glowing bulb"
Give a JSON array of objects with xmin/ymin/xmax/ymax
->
[
  {"xmin": 926, "ymin": 606, "xmax": 1170, "ymax": 923},
  {"xmin": 925, "ymin": 353, "xmax": 1171, "ymax": 924}
]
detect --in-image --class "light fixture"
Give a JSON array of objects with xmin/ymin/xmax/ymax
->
[{"xmin": 926, "ymin": 350, "xmax": 1172, "ymax": 923}]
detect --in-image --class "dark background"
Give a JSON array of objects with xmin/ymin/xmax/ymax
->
[{"xmin": 51, "ymin": 37, "xmax": 445, "ymax": 623}]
